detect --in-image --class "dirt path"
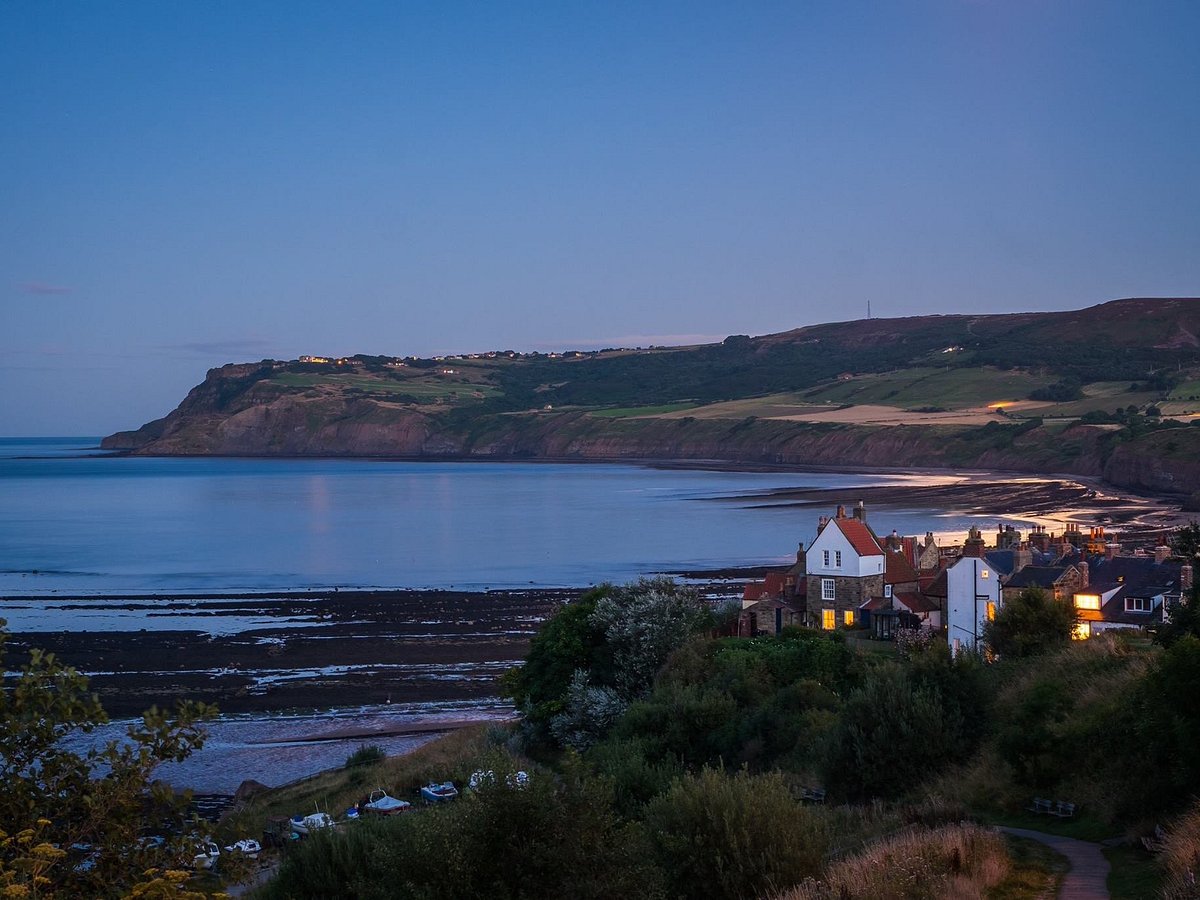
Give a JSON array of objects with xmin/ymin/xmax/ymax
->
[{"xmin": 1000, "ymin": 827, "xmax": 1111, "ymax": 899}]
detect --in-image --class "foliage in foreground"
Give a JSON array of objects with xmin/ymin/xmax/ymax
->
[
  {"xmin": 260, "ymin": 753, "xmax": 664, "ymax": 900},
  {"xmin": 0, "ymin": 628, "xmax": 217, "ymax": 898},
  {"xmin": 779, "ymin": 823, "xmax": 1010, "ymax": 900},
  {"xmin": 983, "ymin": 586, "xmax": 1075, "ymax": 659}
]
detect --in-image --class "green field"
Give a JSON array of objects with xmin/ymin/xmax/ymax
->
[
  {"xmin": 798, "ymin": 367, "xmax": 1055, "ymax": 410},
  {"xmin": 590, "ymin": 402, "xmax": 700, "ymax": 418},
  {"xmin": 1020, "ymin": 381, "xmax": 1162, "ymax": 418},
  {"xmin": 1169, "ymin": 378, "xmax": 1200, "ymax": 400}
]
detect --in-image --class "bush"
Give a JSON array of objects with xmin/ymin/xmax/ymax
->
[
  {"xmin": 983, "ymin": 587, "xmax": 1074, "ymax": 659},
  {"xmin": 643, "ymin": 768, "xmax": 827, "ymax": 900},
  {"xmin": 265, "ymin": 754, "xmax": 665, "ymax": 899},
  {"xmin": 344, "ymin": 744, "xmax": 386, "ymax": 769}
]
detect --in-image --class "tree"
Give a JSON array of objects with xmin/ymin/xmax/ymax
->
[
  {"xmin": 0, "ymin": 628, "xmax": 217, "ymax": 898},
  {"xmin": 1170, "ymin": 520, "xmax": 1200, "ymax": 561},
  {"xmin": 504, "ymin": 578, "xmax": 709, "ymax": 749},
  {"xmin": 1154, "ymin": 582, "xmax": 1200, "ymax": 648},
  {"xmin": 983, "ymin": 587, "xmax": 1074, "ymax": 658}
]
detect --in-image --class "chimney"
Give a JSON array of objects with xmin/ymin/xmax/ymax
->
[
  {"xmin": 888, "ymin": 529, "xmax": 902, "ymax": 551},
  {"xmin": 1106, "ymin": 542, "xmax": 1120, "ymax": 561},
  {"xmin": 1078, "ymin": 559, "xmax": 1089, "ymax": 588},
  {"xmin": 818, "ymin": 515, "xmax": 829, "ymax": 532},
  {"xmin": 1013, "ymin": 542, "xmax": 1033, "ymax": 575},
  {"xmin": 854, "ymin": 499, "xmax": 866, "ymax": 522},
  {"xmin": 1155, "ymin": 545, "xmax": 1171, "ymax": 565},
  {"xmin": 1183, "ymin": 564, "xmax": 1193, "ymax": 591},
  {"xmin": 795, "ymin": 542, "xmax": 806, "ymax": 566},
  {"xmin": 962, "ymin": 526, "xmax": 986, "ymax": 558},
  {"xmin": 836, "ymin": 505, "xmax": 846, "ymax": 519}
]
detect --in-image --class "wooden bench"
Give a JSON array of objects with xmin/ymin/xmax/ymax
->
[
  {"xmin": 1025, "ymin": 797, "xmax": 1053, "ymax": 814},
  {"xmin": 800, "ymin": 787, "xmax": 826, "ymax": 804}
]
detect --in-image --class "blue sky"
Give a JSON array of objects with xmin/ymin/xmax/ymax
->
[{"xmin": 2, "ymin": 1, "xmax": 1198, "ymax": 435}]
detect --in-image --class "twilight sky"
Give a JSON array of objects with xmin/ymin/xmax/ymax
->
[{"xmin": 2, "ymin": 1, "xmax": 1199, "ymax": 436}]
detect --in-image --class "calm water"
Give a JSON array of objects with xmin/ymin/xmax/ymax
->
[
  {"xmin": 4, "ymin": 436, "xmax": 1039, "ymax": 791},
  {"xmin": 1, "ymin": 436, "xmax": 1026, "ymax": 596}
]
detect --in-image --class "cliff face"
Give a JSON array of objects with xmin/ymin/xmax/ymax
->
[{"xmin": 102, "ymin": 297, "xmax": 1200, "ymax": 497}]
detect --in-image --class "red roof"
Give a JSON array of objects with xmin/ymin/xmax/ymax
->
[
  {"xmin": 743, "ymin": 583, "xmax": 766, "ymax": 602},
  {"xmin": 834, "ymin": 518, "xmax": 884, "ymax": 558},
  {"xmin": 884, "ymin": 551, "xmax": 919, "ymax": 585},
  {"xmin": 893, "ymin": 591, "xmax": 939, "ymax": 614},
  {"xmin": 859, "ymin": 595, "xmax": 891, "ymax": 611},
  {"xmin": 763, "ymin": 573, "xmax": 786, "ymax": 595}
]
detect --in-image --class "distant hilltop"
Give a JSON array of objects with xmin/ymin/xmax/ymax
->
[{"xmin": 103, "ymin": 297, "xmax": 1200, "ymax": 499}]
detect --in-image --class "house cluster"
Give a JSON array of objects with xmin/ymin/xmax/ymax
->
[{"xmin": 739, "ymin": 502, "xmax": 1193, "ymax": 653}]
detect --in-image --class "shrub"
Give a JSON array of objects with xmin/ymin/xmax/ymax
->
[
  {"xmin": 1162, "ymin": 799, "xmax": 1200, "ymax": 899},
  {"xmin": 344, "ymin": 744, "xmax": 385, "ymax": 769},
  {"xmin": 643, "ymin": 768, "xmax": 828, "ymax": 900},
  {"xmin": 984, "ymin": 587, "xmax": 1074, "ymax": 659}
]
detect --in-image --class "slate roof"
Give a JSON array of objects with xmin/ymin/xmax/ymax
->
[
  {"xmin": 984, "ymin": 550, "xmax": 1016, "ymax": 577},
  {"xmin": 1005, "ymin": 565, "xmax": 1074, "ymax": 590}
]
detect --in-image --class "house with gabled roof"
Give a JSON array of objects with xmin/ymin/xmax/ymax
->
[
  {"xmin": 804, "ymin": 502, "xmax": 884, "ymax": 630},
  {"xmin": 1072, "ymin": 556, "xmax": 1188, "ymax": 638},
  {"xmin": 945, "ymin": 554, "xmax": 1003, "ymax": 655}
]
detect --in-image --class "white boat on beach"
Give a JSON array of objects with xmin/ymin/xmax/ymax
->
[
  {"xmin": 290, "ymin": 811, "xmax": 335, "ymax": 835},
  {"xmin": 362, "ymin": 788, "xmax": 411, "ymax": 815},
  {"xmin": 420, "ymin": 781, "xmax": 459, "ymax": 804},
  {"xmin": 192, "ymin": 841, "xmax": 220, "ymax": 870},
  {"xmin": 223, "ymin": 838, "xmax": 262, "ymax": 859}
]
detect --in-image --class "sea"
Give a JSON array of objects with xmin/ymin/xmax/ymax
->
[
  {"xmin": 2, "ymin": 436, "xmax": 1040, "ymax": 792},
  {"xmin": 0, "ymin": 436, "xmax": 1021, "ymax": 597}
]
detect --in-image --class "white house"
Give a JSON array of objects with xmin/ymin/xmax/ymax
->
[
  {"xmin": 804, "ymin": 504, "xmax": 886, "ymax": 630},
  {"xmin": 945, "ymin": 555, "xmax": 1002, "ymax": 655}
]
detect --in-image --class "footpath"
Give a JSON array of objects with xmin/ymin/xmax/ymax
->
[{"xmin": 1000, "ymin": 827, "xmax": 1111, "ymax": 900}]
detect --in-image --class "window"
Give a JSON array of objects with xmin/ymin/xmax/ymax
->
[
  {"xmin": 986, "ymin": 601, "xmax": 996, "ymax": 622},
  {"xmin": 835, "ymin": 551, "xmax": 842, "ymax": 567},
  {"xmin": 1073, "ymin": 622, "xmax": 1092, "ymax": 640},
  {"xmin": 980, "ymin": 569, "xmax": 989, "ymax": 579},
  {"xmin": 822, "ymin": 609, "xmax": 835, "ymax": 630},
  {"xmin": 1074, "ymin": 594, "xmax": 1101, "ymax": 611},
  {"xmin": 884, "ymin": 584, "xmax": 892, "ymax": 598},
  {"xmin": 843, "ymin": 610, "xmax": 855, "ymax": 627},
  {"xmin": 821, "ymin": 579, "xmax": 835, "ymax": 601},
  {"xmin": 822, "ymin": 550, "xmax": 830, "ymax": 566},
  {"xmin": 1125, "ymin": 596, "xmax": 1152, "ymax": 612}
]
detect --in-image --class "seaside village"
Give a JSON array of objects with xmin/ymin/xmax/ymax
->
[{"xmin": 738, "ymin": 501, "xmax": 1193, "ymax": 651}]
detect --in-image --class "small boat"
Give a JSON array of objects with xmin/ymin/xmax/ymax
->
[
  {"xmin": 344, "ymin": 806, "xmax": 360, "ymax": 821},
  {"xmin": 290, "ymin": 811, "xmax": 335, "ymax": 835},
  {"xmin": 420, "ymin": 781, "xmax": 459, "ymax": 804},
  {"xmin": 223, "ymin": 838, "xmax": 262, "ymax": 859},
  {"xmin": 192, "ymin": 841, "xmax": 221, "ymax": 870},
  {"xmin": 362, "ymin": 789, "xmax": 411, "ymax": 816}
]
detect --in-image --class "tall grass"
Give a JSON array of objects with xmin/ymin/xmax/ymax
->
[
  {"xmin": 778, "ymin": 824, "xmax": 1010, "ymax": 900},
  {"xmin": 1162, "ymin": 800, "xmax": 1200, "ymax": 899}
]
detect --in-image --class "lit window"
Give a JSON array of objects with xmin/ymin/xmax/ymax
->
[
  {"xmin": 822, "ymin": 609, "xmax": 835, "ymax": 630},
  {"xmin": 823, "ymin": 550, "xmax": 830, "ymax": 566},
  {"xmin": 822, "ymin": 579, "xmax": 835, "ymax": 601},
  {"xmin": 843, "ymin": 610, "xmax": 855, "ymax": 627},
  {"xmin": 1073, "ymin": 622, "xmax": 1092, "ymax": 640},
  {"xmin": 980, "ymin": 569, "xmax": 989, "ymax": 579},
  {"xmin": 1074, "ymin": 594, "xmax": 1101, "ymax": 611},
  {"xmin": 1125, "ymin": 596, "xmax": 1152, "ymax": 612},
  {"xmin": 835, "ymin": 551, "xmax": 842, "ymax": 567},
  {"xmin": 986, "ymin": 601, "xmax": 996, "ymax": 622}
]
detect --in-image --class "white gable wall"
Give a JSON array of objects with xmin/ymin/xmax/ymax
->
[
  {"xmin": 808, "ymin": 522, "xmax": 884, "ymax": 579},
  {"xmin": 946, "ymin": 557, "xmax": 1002, "ymax": 654}
]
